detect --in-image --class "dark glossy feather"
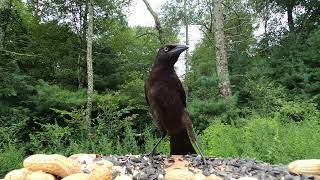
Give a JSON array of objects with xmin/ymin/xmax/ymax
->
[{"xmin": 145, "ymin": 44, "xmax": 196, "ymax": 155}]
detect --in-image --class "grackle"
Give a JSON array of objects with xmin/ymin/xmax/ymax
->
[{"xmin": 145, "ymin": 44, "xmax": 205, "ymax": 158}]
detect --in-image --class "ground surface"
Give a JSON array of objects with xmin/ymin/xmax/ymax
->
[{"xmin": 90, "ymin": 154, "xmax": 316, "ymax": 180}]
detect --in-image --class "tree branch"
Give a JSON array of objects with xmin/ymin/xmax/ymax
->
[
  {"xmin": 1, "ymin": 50, "xmax": 40, "ymax": 57},
  {"xmin": 136, "ymin": 32, "xmax": 158, "ymax": 38},
  {"xmin": 142, "ymin": 0, "xmax": 165, "ymax": 45}
]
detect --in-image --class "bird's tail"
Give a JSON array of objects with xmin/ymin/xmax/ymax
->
[{"xmin": 170, "ymin": 128, "xmax": 196, "ymax": 155}]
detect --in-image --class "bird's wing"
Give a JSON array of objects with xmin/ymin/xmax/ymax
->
[{"xmin": 176, "ymin": 78, "xmax": 186, "ymax": 107}]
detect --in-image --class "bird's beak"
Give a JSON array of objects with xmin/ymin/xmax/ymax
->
[{"xmin": 169, "ymin": 44, "xmax": 189, "ymax": 55}]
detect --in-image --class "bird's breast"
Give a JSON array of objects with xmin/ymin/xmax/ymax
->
[{"xmin": 148, "ymin": 83, "xmax": 184, "ymax": 127}]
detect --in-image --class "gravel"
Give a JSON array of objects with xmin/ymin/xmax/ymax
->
[{"xmin": 94, "ymin": 154, "xmax": 316, "ymax": 180}]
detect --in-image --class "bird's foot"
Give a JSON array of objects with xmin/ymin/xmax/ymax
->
[
  {"xmin": 201, "ymin": 156, "xmax": 207, "ymax": 166},
  {"xmin": 193, "ymin": 141, "xmax": 207, "ymax": 166},
  {"xmin": 145, "ymin": 150, "xmax": 158, "ymax": 157}
]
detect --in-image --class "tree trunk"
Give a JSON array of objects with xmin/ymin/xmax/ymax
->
[
  {"xmin": 142, "ymin": 0, "xmax": 165, "ymax": 45},
  {"xmin": 213, "ymin": 0, "xmax": 232, "ymax": 98},
  {"xmin": 287, "ymin": 5, "xmax": 294, "ymax": 32},
  {"xmin": 86, "ymin": 0, "xmax": 94, "ymax": 123},
  {"xmin": 78, "ymin": 1, "xmax": 89, "ymax": 89},
  {"xmin": 77, "ymin": 54, "xmax": 83, "ymax": 89}
]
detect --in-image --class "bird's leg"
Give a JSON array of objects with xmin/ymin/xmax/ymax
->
[
  {"xmin": 193, "ymin": 140, "xmax": 207, "ymax": 163},
  {"xmin": 146, "ymin": 134, "xmax": 166, "ymax": 157},
  {"xmin": 191, "ymin": 137, "xmax": 207, "ymax": 165},
  {"xmin": 182, "ymin": 110, "xmax": 207, "ymax": 165}
]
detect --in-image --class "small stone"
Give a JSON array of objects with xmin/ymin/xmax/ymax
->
[
  {"xmin": 82, "ymin": 168, "xmax": 91, "ymax": 174},
  {"xmin": 130, "ymin": 156, "xmax": 141, "ymax": 163},
  {"xmin": 112, "ymin": 166, "xmax": 126, "ymax": 178},
  {"xmin": 215, "ymin": 171, "xmax": 230, "ymax": 179},
  {"xmin": 202, "ymin": 167, "xmax": 211, "ymax": 176},
  {"xmin": 152, "ymin": 155, "xmax": 162, "ymax": 161},
  {"xmin": 125, "ymin": 166, "xmax": 133, "ymax": 175},
  {"xmin": 149, "ymin": 174, "xmax": 159, "ymax": 179},
  {"xmin": 133, "ymin": 172, "xmax": 148, "ymax": 180},
  {"xmin": 113, "ymin": 166, "xmax": 126, "ymax": 173},
  {"xmin": 231, "ymin": 173, "xmax": 241, "ymax": 179},
  {"xmin": 195, "ymin": 155, "xmax": 203, "ymax": 161},
  {"xmin": 132, "ymin": 170, "xmax": 139, "ymax": 177},
  {"xmin": 284, "ymin": 174, "xmax": 300, "ymax": 180},
  {"xmin": 225, "ymin": 166, "xmax": 234, "ymax": 172},
  {"xmin": 143, "ymin": 167, "xmax": 157, "ymax": 175},
  {"xmin": 158, "ymin": 174, "xmax": 164, "ymax": 180}
]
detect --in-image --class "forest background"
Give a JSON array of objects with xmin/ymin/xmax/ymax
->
[{"xmin": 0, "ymin": 0, "xmax": 319, "ymax": 176}]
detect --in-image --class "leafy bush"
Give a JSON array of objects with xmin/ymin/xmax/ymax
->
[
  {"xmin": 32, "ymin": 80, "xmax": 86, "ymax": 113},
  {"xmin": 114, "ymin": 123, "xmax": 140, "ymax": 155},
  {"xmin": 0, "ymin": 144, "xmax": 25, "ymax": 177},
  {"xmin": 275, "ymin": 100, "xmax": 320, "ymax": 123},
  {"xmin": 202, "ymin": 123, "xmax": 242, "ymax": 157},
  {"xmin": 29, "ymin": 123, "xmax": 73, "ymax": 154},
  {"xmin": 241, "ymin": 77, "xmax": 286, "ymax": 113},
  {"xmin": 277, "ymin": 120, "xmax": 320, "ymax": 163},
  {"xmin": 201, "ymin": 104, "xmax": 320, "ymax": 164},
  {"xmin": 0, "ymin": 118, "xmax": 27, "ymax": 175},
  {"xmin": 242, "ymin": 117, "xmax": 281, "ymax": 163},
  {"xmin": 188, "ymin": 96, "xmax": 240, "ymax": 130}
]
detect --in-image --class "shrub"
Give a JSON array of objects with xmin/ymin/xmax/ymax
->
[
  {"xmin": 275, "ymin": 100, "xmax": 320, "ymax": 123},
  {"xmin": 276, "ymin": 120, "xmax": 320, "ymax": 163},
  {"xmin": 0, "ymin": 144, "xmax": 25, "ymax": 177},
  {"xmin": 201, "ymin": 110, "xmax": 320, "ymax": 164},
  {"xmin": 242, "ymin": 117, "xmax": 281, "ymax": 163},
  {"xmin": 29, "ymin": 123, "xmax": 73, "ymax": 154},
  {"xmin": 202, "ymin": 123, "xmax": 242, "ymax": 157}
]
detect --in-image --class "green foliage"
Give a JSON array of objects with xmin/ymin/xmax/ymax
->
[
  {"xmin": 201, "ymin": 100, "xmax": 320, "ymax": 164},
  {"xmin": 188, "ymin": 96, "xmax": 240, "ymax": 130},
  {"xmin": 277, "ymin": 120, "xmax": 320, "ymax": 163},
  {"xmin": 29, "ymin": 123, "xmax": 73, "ymax": 154},
  {"xmin": 0, "ymin": 144, "xmax": 25, "ymax": 177},
  {"xmin": 241, "ymin": 77, "xmax": 286, "ymax": 113},
  {"xmin": 242, "ymin": 117, "xmax": 281, "ymax": 163},
  {"xmin": 276, "ymin": 100, "xmax": 320, "ymax": 123},
  {"xmin": 202, "ymin": 123, "xmax": 242, "ymax": 157},
  {"xmin": 115, "ymin": 124, "xmax": 140, "ymax": 155},
  {"xmin": 33, "ymin": 81, "xmax": 86, "ymax": 112}
]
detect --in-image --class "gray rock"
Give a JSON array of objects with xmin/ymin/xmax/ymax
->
[{"xmin": 133, "ymin": 172, "xmax": 148, "ymax": 180}]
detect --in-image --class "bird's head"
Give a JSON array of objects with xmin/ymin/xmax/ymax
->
[{"xmin": 155, "ymin": 44, "xmax": 189, "ymax": 67}]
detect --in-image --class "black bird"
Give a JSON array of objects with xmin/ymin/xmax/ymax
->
[{"xmin": 145, "ymin": 44, "xmax": 204, "ymax": 156}]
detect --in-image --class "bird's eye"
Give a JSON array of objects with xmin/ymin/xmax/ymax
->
[{"xmin": 164, "ymin": 47, "xmax": 169, "ymax": 52}]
